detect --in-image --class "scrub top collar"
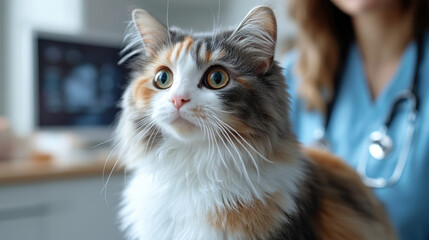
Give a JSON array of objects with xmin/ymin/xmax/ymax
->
[{"xmin": 349, "ymin": 40, "xmax": 418, "ymax": 111}]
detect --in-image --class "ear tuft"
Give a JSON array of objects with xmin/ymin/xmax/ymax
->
[
  {"xmin": 132, "ymin": 9, "xmax": 169, "ymax": 57},
  {"xmin": 229, "ymin": 6, "xmax": 277, "ymax": 74}
]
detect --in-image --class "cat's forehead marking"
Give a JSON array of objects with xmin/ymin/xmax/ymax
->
[
  {"xmin": 200, "ymin": 48, "xmax": 226, "ymax": 63},
  {"xmin": 167, "ymin": 36, "xmax": 194, "ymax": 63},
  {"xmin": 184, "ymin": 36, "xmax": 194, "ymax": 52},
  {"xmin": 164, "ymin": 36, "xmax": 226, "ymax": 66},
  {"xmin": 173, "ymin": 41, "xmax": 185, "ymax": 61}
]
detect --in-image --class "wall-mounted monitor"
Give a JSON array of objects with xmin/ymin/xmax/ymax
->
[{"xmin": 35, "ymin": 33, "xmax": 128, "ymax": 129}]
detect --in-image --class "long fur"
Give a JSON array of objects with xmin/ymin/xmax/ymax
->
[{"xmin": 116, "ymin": 6, "xmax": 396, "ymax": 240}]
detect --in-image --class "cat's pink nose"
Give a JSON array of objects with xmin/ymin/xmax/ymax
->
[{"xmin": 171, "ymin": 96, "xmax": 191, "ymax": 110}]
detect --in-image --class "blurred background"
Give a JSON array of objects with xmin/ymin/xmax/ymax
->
[{"xmin": 0, "ymin": 0, "xmax": 296, "ymax": 239}]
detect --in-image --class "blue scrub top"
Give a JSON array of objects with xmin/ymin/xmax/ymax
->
[{"xmin": 283, "ymin": 32, "xmax": 429, "ymax": 240}]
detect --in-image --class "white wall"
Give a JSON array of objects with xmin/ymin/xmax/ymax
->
[
  {"xmin": 4, "ymin": 0, "xmax": 84, "ymax": 136},
  {"xmin": 82, "ymin": 0, "xmax": 222, "ymax": 35},
  {"xmin": 0, "ymin": 0, "xmax": 6, "ymax": 116},
  {"xmin": 3, "ymin": 0, "xmax": 296, "ymax": 136}
]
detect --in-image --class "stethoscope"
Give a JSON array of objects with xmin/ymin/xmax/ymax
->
[{"xmin": 313, "ymin": 36, "xmax": 424, "ymax": 188}]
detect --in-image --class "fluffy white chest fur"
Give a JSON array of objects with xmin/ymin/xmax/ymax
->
[{"xmin": 120, "ymin": 142, "xmax": 305, "ymax": 240}]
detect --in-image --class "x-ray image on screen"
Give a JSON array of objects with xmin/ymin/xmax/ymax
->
[{"xmin": 37, "ymin": 36, "xmax": 128, "ymax": 127}]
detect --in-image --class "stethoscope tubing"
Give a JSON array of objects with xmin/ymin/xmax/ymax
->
[
  {"xmin": 316, "ymin": 35, "xmax": 424, "ymax": 188},
  {"xmin": 357, "ymin": 109, "xmax": 416, "ymax": 188}
]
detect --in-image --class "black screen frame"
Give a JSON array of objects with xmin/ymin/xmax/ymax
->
[{"xmin": 34, "ymin": 32, "xmax": 128, "ymax": 130}]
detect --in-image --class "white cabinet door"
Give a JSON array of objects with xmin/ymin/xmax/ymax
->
[
  {"xmin": 0, "ymin": 175, "xmax": 125, "ymax": 240},
  {"xmin": 0, "ymin": 204, "xmax": 49, "ymax": 240}
]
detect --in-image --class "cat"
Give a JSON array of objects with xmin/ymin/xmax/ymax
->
[{"xmin": 116, "ymin": 6, "xmax": 396, "ymax": 240}]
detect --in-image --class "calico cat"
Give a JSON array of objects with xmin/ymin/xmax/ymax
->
[{"xmin": 116, "ymin": 6, "xmax": 396, "ymax": 240}]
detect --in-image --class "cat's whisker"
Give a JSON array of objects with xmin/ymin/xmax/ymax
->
[
  {"xmin": 124, "ymin": 123, "xmax": 151, "ymax": 150},
  {"xmin": 213, "ymin": 108, "xmax": 233, "ymax": 114},
  {"xmin": 217, "ymin": 0, "xmax": 221, "ymax": 36},
  {"xmin": 103, "ymin": 123, "xmax": 155, "ymax": 198},
  {"xmin": 102, "ymin": 139, "xmax": 134, "ymax": 202},
  {"xmin": 202, "ymin": 112, "xmax": 236, "ymax": 170},
  {"xmin": 214, "ymin": 125, "xmax": 259, "ymax": 194},
  {"xmin": 195, "ymin": 117, "xmax": 211, "ymax": 158},
  {"xmin": 205, "ymin": 113, "xmax": 249, "ymax": 153},
  {"xmin": 147, "ymin": 125, "xmax": 160, "ymax": 152},
  {"xmin": 208, "ymin": 117, "xmax": 245, "ymax": 167},
  {"xmin": 118, "ymin": 49, "xmax": 145, "ymax": 65},
  {"xmin": 202, "ymin": 120, "xmax": 210, "ymax": 148},
  {"xmin": 206, "ymin": 117, "xmax": 246, "ymax": 179},
  {"xmin": 210, "ymin": 114, "xmax": 273, "ymax": 164},
  {"xmin": 137, "ymin": 121, "xmax": 157, "ymax": 141},
  {"xmin": 102, "ymin": 140, "xmax": 121, "ymax": 191},
  {"xmin": 207, "ymin": 121, "xmax": 229, "ymax": 171},
  {"xmin": 166, "ymin": 0, "xmax": 172, "ymax": 47},
  {"xmin": 213, "ymin": 118, "xmax": 262, "ymax": 181},
  {"xmin": 208, "ymin": 125, "xmax": 221, "ymax": 168},
  {"xmin": 218, "ymin": 121, "xmax": 261, "ymax": 182},
  {"xmin": 203, "ymin": 113, "xmax": 263, "ymax": 181},
  {"xmin": 102, "ymin": 154, "xmax": 122, "ymax": 205},
  {"xmin": 195, "ymin": 117, "xmax": 206, "ymax": 141},
  {"xmin": 102, "ymin": 117, "xmax": 155, "ymax": 197},
  {"xmin": 91, "ymin": 136, "xmax": 117, "ymax": 149},
  {"xmin": 208, "ymin": 1, "xmax": 217, "ymax": 39},
  {"xmin": 142, "ymin": 122, "xmax": 155, "ymax": 142},
  {"xmin": 207, "ymin": 122, "xmax": 215, "ymax": 161},
  {"xmin": 205, "ymin": 121, "xmax": 215, "ymax": 164},
  {"xmin": 102, "ymin": 140, "xmax": 132, "ymax": 195},
  {"xmin": 130, "ymin": 115, "xmax": 152, "ymax": 129},
  {"xmin": 102, "ymin": 119, "xmax": 145, "ymax": 187}
]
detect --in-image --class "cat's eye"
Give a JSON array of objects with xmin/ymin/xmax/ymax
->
[
  {"xmin": 154, "ymin": 68, "xmax": 173, "ymax": 89},
  {"xmin": 205, "ymin": 68, "xmax": 229, "ymax": 89}
]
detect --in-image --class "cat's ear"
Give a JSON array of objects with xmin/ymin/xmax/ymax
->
[
  {"xmin": 132, "ymin": 9, "xmax": 169, "ymax": 57},
  {"xmin": 229, "ymin": 6, "xmax": 277, "ymax": 75}
]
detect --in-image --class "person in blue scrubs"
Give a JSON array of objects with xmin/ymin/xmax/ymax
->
[{"xmin": 284, "ymin": 0, "xmax": 429, "ymax": 239}]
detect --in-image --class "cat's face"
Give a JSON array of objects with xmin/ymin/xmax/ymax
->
[
  {"xmin": 131, "ymin": 36, "xmax": 237, "ymax": 142},
  {"xmin": 121, "ymin": 6, "xmax": 290, "ymax": 147}
]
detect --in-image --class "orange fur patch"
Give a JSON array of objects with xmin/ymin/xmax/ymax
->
[
  {"xmin": 235, "ymin": 78, "xmax": 252, "ymax": 89},
  {"xmin": 133, "ymin": 76, "xmax": 155, "ymax": 107},
  {"xmin": 304, "ymin": 147, "xmax": 396, "ymax": 240},
  {"xmin": 174, "ymin": 41, "xmax": 185, "ymax": 60},
  {"xmin": 165, "ymin": 47, "xmax": 174, "ymax": 64},
  {"xmin": 314, "ymin": 198, "xmax": 370, "ymax": 240},
  {"xmin": 207, "ymin": 195, "xmax": 283, "ymax": 238},
  {"xmin": 205, "ymin": 50, "xmax": 212, "ymax": 63},
  {"xmin": 303, "ymin": 148, "xmax": 363, "ymax": 183},
  {"xmin": 217, "ymin": 49, "xmax": 226, "ymax": 59},
  {"xmin": 313, "ymin": 198, "xmax": 394, "ymax": 240},
  {"xmin": 225, "ymin": 116, "xmax": 254, "ymax": 139},
  {"xmin": 184, "ymin": 36, "xmax": 194, "ymax": 52}
]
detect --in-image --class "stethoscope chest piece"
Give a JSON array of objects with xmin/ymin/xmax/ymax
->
[
  {"xmin": 316, "ymin": 35, "xmax": 423, "ymax": 188},
  {"xmin": 368, "ymin": 129, "xmax": 393, "ymax": 160}
]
